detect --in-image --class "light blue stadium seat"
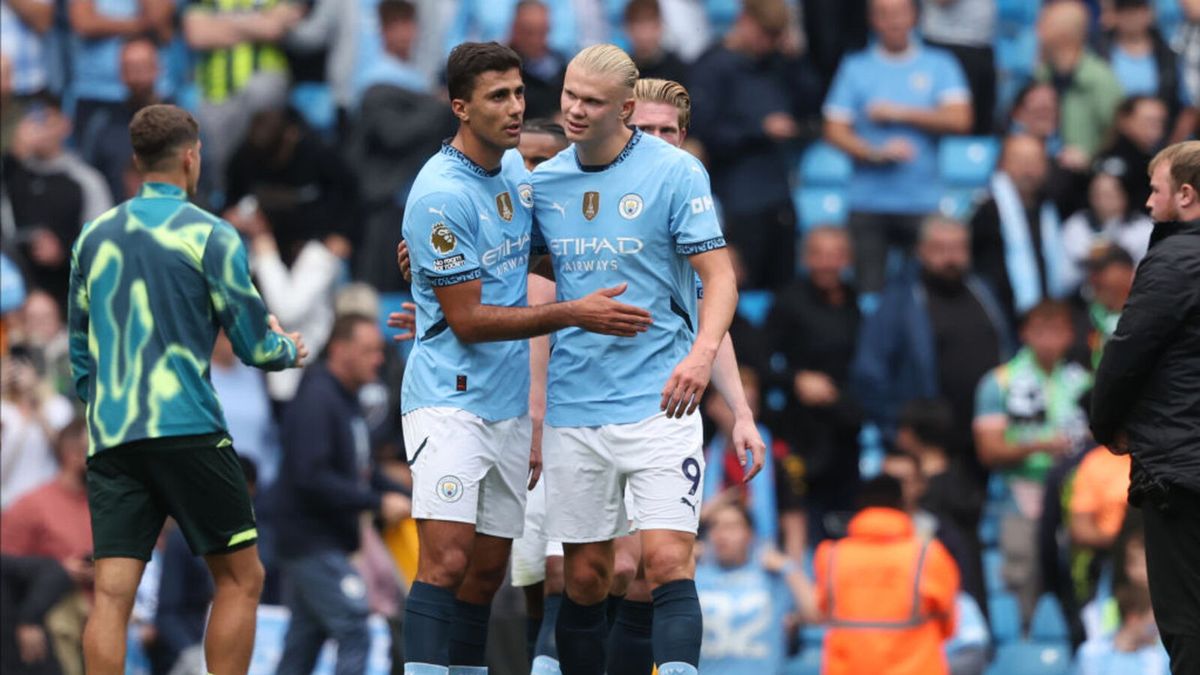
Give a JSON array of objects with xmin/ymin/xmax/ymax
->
[
  {"xmin": 782, "ymin": 647, "xmax": 823, "ymax": 675},
  {"xmin": 986, "ymin": 642, "xmax": 1072, "ymax": 675},
  {"xmin": 983, "ymin": 548, "xmax": 1005, "ymax": 594},
  {"xmin": 378, "ymin": 291, "xmax": 414, "ymax": 361},
  {"xmin": 939, "ymin": 188, "xmax": 982, "ymax": 221},
  {"xmin": 1030, "ymin": 594, "xmax": 1070, "ymax": 642},
  {"xmin": 1157, "ymin": 0, "xmax": 1184, "ymax": 40},
  {"xmin": 737, "ymin": 289, "xmax": 775, "ymax": 328},
  {"xmin": 940, "ymin": 136, "xmax": 1000, "ymax": 186},
  {"xmin": 989, "ymin": 592, "xmax": 1022, "ymax": 644},
  {"xmin": 707, "ymin": 0, "xmax": 741, "ymax": 37},
  {"xmin": 987, "ymin": 473, "xmax": 1011, "ymax": 504},
  {"xmin": 795, "ymin": 187, "xmax": 849, "ymax": 231},
  {"xmin": 290, "ymin": 82, "xmax": 336, "ymax": 134},
  {"xmin": 800, "ymin": 142, "xmax": 854, "ymax": 186}
]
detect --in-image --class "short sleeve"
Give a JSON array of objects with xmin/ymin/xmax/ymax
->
[
  {"xmin": 405, "ymin": 192, "xmax": 481, "ymax": 287},
  {"xmin": 669, "ymin": 157, "xmax": 725, "ymax": 255},
  {"xmin": 974, "ymin": 370, "xmax": 1005, "ymax": 420},
  {"xmin": 822, "ymin": 58, "xmax": 859, "ymax": 122},
  {"xmin": 933, "ymin": 51, "xmax": 971, "ymax": 104}
]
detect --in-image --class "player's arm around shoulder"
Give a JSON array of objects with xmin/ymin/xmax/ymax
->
[{"xmin": 202, "ymin": 219, "xmax": 307, "ymax": 370}]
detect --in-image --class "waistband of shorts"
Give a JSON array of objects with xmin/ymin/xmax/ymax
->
[{"xmin": 91, "ymin": 432, "xmax": 232, "ymax": 457}]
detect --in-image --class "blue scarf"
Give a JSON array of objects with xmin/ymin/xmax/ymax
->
[
  {"xmin": 703, "ymin": 424, "xmax": 778, "ymax": 545},
  {"xmin": 991, "ymin": 172, "xmax": 1069, "ymax": 314}
]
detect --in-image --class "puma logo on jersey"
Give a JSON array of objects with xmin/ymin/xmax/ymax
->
[
  {"xmin": 549, "ymin": 202, "xmax": 567, "ymax": 218},
  {"xmin": 428, "ymin": 205, "xmax": 447, "ymax": 217}
]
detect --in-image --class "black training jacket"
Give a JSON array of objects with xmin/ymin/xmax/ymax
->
[{"xmin": 1091, "ymin": 219, "xmax": 1200, "ymax": 496}]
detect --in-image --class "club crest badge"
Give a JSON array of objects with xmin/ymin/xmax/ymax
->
[
  {"xmin": 619, "ymin": 193, "xmax": 644, "ymax": 220},
  {"xmin": 496, "ymin": 192, "xmax": 515, "ymax": 222},
  {"xmin": 582, "ymin": 191, "xmax": 600, "ymax": 221},
  {"xmin": 437, "ymin": 475, "xmax": 464, "ymax": 502},
  {"xmin": 431, "ymin": 222, "xmax": 456, "ymax": 254},
  {"xmin": 518, "ymin": 183, "xmax": 534, "ymax": 208}
]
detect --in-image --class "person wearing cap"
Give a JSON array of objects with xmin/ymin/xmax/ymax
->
[{"xmin": 1092, "ymin": 141, "xmax": 1200, "ymax": 672}]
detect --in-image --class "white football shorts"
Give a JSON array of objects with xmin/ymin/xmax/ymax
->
[
  {"xmin": 402, "ymin": 407, "xmax": 531, "ymax": 539},
  {"xmin": 510, "ymin": 478, "xmax": 566, "ymax": 587},
  {"xmin": 544, "ymin": 412, "xmax": 704, "ymax": 543}
]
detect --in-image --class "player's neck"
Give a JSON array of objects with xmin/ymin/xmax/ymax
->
[
  {"xmin": 575, "ymin": 125, "xmax": 633, "ymax": 168},
  {"xmin": 451, "ymin": 130, "xmax": 504, "ymax": 172},
  {"xmin": 140, "ymin": 172, "xmax": 188, "ymax": 192}
]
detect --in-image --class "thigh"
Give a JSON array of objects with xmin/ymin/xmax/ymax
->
[
  {"xmin": 543, "ymin": 424, "xmax": 627, "ymax": 544},
  {"xmin": 404, "ymin": 408, "xmax": 493, "ymax": 529},
  {"xmin": 476, "ymin": 415, "xmax": 532, "ymax": 540},
  {"xmin": 151, "ymin": 444, "xmax": 257, "ymax": 557},
  {"xmin": 622, "ymin": 413, "xmax": 705, "ymax": 536},
  {"xmin": 1143, "ymin": 500, "xmax": 1200, "ymax": 637},
  {"xmin": 86, "ymin": 451, "xmax": 167, "ymax": 562}
]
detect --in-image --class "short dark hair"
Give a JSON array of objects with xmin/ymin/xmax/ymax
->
[
  {"xmin": 624, "ymin": 0, "xmax": 661, "ymax": 24},
  {"xmin": 1021, "ymin": 299, "xmax": 1073, "ymax": 329},
  {"xmin": 1117, "ymin": 95, "xmax": 1165, "ymax": 120},
  {"xmin": 377, "ymin": 0, "xmax": 415, "ymax": 26},
  {"xmin": 898, "ymin": 399, "xmax": 955, "ymax": 450},
  {"xmin": 856, "ymin": 475, "xmax": 905, "ymax": 511},
  {"xmin": 129, "ymin": 104, "xmax": 199, "ymax": 171},
  {"xmin": 328, "ymin": 312, "xmax": 376, "ymax": 345},
  {"xmin": 523, "ymin": 118, "xmax": 566, "ymax": 140},
  {"xmin": 446, "ymin": 42, "xmax": 522, "ymax": 102}
]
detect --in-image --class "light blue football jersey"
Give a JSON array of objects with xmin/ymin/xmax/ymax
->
[
  {"xmin": 530, "ymin": 129, "xmax": 725, "ymax": 427},
  {"xmin": 401, "ymin": 144, "xmax": 534, "ymax": 421},
  {"xmin": 695, "ymin": 558, "xmax": 794, "ymax": 674}
]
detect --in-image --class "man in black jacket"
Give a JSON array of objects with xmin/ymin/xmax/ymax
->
[
  {"xmin": 1091, "ymin": 141, "xmax": 1200, "ymax": 673},
  {"xmin": 272, "ymin": 313, "xmax": 412, "ymax": 675}
]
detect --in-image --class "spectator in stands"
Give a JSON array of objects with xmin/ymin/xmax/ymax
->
[
  {"xmin": 1176, "ymin": 0, "xmax": 1200, "ymax": 142},
  {"xmin": 691, "ymin": 0, "xmax": 818, "ymax": 289},
  {"xmin": 272, "ymin": 313, "xmax": 410, "ymax": 675},
  {"xmin": 0, "ymin": 0, "xmax": 53, "ymax": 99},
  {"xmin": 920, "ymin": 0, "xmax": 997, "ymax": 135},
  {"xmin": 1098, "ymin": 0, "xmax": 1182, "ymax": 113},
  {"xmin": 974, "ymin": 300, "xmax": 1091, "ymax": 626},
  {"xmin": 1, "ymin": 555, "xmax": 74, "ymax": 675},
  {"xmin": 182, "ymin": 0, "xmax": 302, "ymax": 193},
  {"xmin": 1077, "ymin": 582, "xmax": 1171, "ymax": 675},
  {"xmin": 803, "ymin": 0, "xmax": 869, "ymax": 92},
  {"xmin": 8, "ymin": 290, "xmax": 72, "ymax": 398},
  {"xmin": 895, "ymin": 399, "xmax": 987, "ymax": 616},
  {"xmin": 1095, "ymin": 96, "xmax": 1169, "ymax": 213},
  {"xmin": 516, "ymin": 118, "xmax": 568, "ymax": 171},
  {"xmin": 814, "ymin": 475, "xmax": 960, "ymax": 675},
  {"xmin": 0, "ymin": 419, "xmax": 92, "ymax": 675},
  {"xmin": 79, "ymin": 37, "xmax": 165, "ymax": 206},
  {"xmin": 0, "ymin": 341, "xmax": 77, "ymax": 510},
  {"xmin": 1068, "ymin": 242, "xmax": 1136, "ymax": 371},
  {"xmin": 1035, "ymin": 0, "xmax": 1124, "ymax": 160},
  {"xmin": 970, "ymin": 134, "xmax": 1074, "ymax": 324},
  {"xmin": 227, "ymin": 177, "xmax": 349, "ymax": 403},
  {"xmin": 351, "ymin": 0, "xmax": 452, "ymax": 291},
  {"xmin": 1061, "ymin": 170, "xmax": 1153, "ymax": 286},
  {"xmin": 823, "ymin": 0, "xmax": 973, "ymax": 294},
  {"xmin": 851, "ymin": 216, "xmax": 1012, "ymax": 483},
  {"xmin": 1071, "ymin": 443, "xmax": 1131, "ymax": 562},
  {"xmin": 1005, "ymin": 80, "xmax": 1097, "ymax": 218},
  {"xmin": 510, "ymin": 0, "xmax": 567, "ymax": 120},
  {"xmin": 766, "ymin": 226, "xmax": 862, "ymax": 543},
  {"xmin": 1, "ymin": 94, "xmax": 112, "ymax": 308},
  {"xmin": 623, "ymin": 0, "xmax": 688, "ymax": 87},
  {"xmin": 1, "ymin": 54, "xmax": 21, "ymax": 149},
  {"xmin": 283, "ymin": 0, "xmax": 364, "ymax": 125},
  {"xmin": 695, "ymin": 502, "xmax": 818, "ymax": 674}
]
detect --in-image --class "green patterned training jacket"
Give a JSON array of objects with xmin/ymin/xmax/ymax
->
[{"xmin": 68, "ymin": 182, "xmax": 297, "ymax": 455}]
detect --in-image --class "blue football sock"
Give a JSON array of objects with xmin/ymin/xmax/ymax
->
[
  {"xmin": 555, "ymin": 594, "xmax": 607, "ymax": 675},
  {"xmin": 605, "ymin": 594, "xmax": 623, "ymax": 631},
  {"xmin": 535, "ymin": 593, "xmax": 562, "ymax": 660},
  {"xmin": 404, "ymin": 581, "xmax": 456, "ymax": 668},
  {"xmin": 449, "ymin": 598, "xmax": 491, "ymax": 668},
  {"xmin": 651, "ymin": 580, "xmax": 702, "ymax": 669},
  {"xmin": 607, "ymin": 599, "xmax": 654, "ymax": 675}
]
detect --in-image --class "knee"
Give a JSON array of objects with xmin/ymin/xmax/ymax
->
[
  {"xmin": 218, "ymin": 557, "xmax": 265, "ymax": 600},
  {"xmin": 565, "ymin": 555, "xmax": 612, "ymax": 605},
  {"xmin": 419, "ymin": 546, "xmax": 470, "ymax": 589},
  {"xmin": 611, "ymin": 553, "xmax": 638, "ymax": 597},
  {"xmin": 462, "ymin": 557, "xmax": 508, "ymax": 601},
  {"xmin": 642, "ymin": 544, "xmax": 692, "ymax": 588}
]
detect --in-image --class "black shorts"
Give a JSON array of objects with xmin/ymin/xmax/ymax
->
[{"xmin": 86, "ymin": 433, "xmax": 256, "ymax": 561}]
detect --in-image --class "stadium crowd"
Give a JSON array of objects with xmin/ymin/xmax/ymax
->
[{"xmin": 1, "ymin": 0, "xmax": 1198, "ymax": 672}]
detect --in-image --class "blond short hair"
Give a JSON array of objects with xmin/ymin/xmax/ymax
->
[
  {"xmin": 1149, "ymin": 141, "xmax": 1200, "ymax": 193},
  {"xmin": 569, "ymin": 44, "xmax": 639, "ymax": 90},
  {"xmin": 633, "ymin": 78, "xmax": 691, "ymax": 131}
]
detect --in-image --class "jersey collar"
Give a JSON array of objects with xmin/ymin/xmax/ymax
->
[
  {"xmin": 138, "ymin": 182, "xmax": 187, "ymax": 200},
  {"xmin": 441, "ymin": 141, "xmax": 502, "ymax": 178},
  {"xmin": 575, "ymin": 127, "xmax": 643, "ymax": 173}
]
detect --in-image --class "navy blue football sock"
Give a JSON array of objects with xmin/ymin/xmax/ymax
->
[
  {"xmin": 606, "ymin": 599, "xmax": 654, "ymax": 675},
  {"xmin": 449, "ymin": 598, "xmax": 491, "ymax": 669},
  {"xmin": 651, "ymin": 580, "xmax": 702, "ymax": 671},
  {"xmin": 555, "ymin": 594, "xmax": 607, "ymax": 675},
  {"xmin": 527, "ymin": 615, "xmax": 541, "ymax": 663},
  {"xmin": 404, "ymin": 581, "xmax": 456, "ymax": 668},
  {"xmin": 535, "ymin": 593, "xmax": 562, "ymax": 660},
  {"xmin": 605, "ymin": 594, "xmax": 623, "ymax": 631}
]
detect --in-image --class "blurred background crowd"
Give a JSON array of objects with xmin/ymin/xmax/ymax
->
[{"xmin": 1, "ymin": 0, "xmax": 1197, "ymax": 672}]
